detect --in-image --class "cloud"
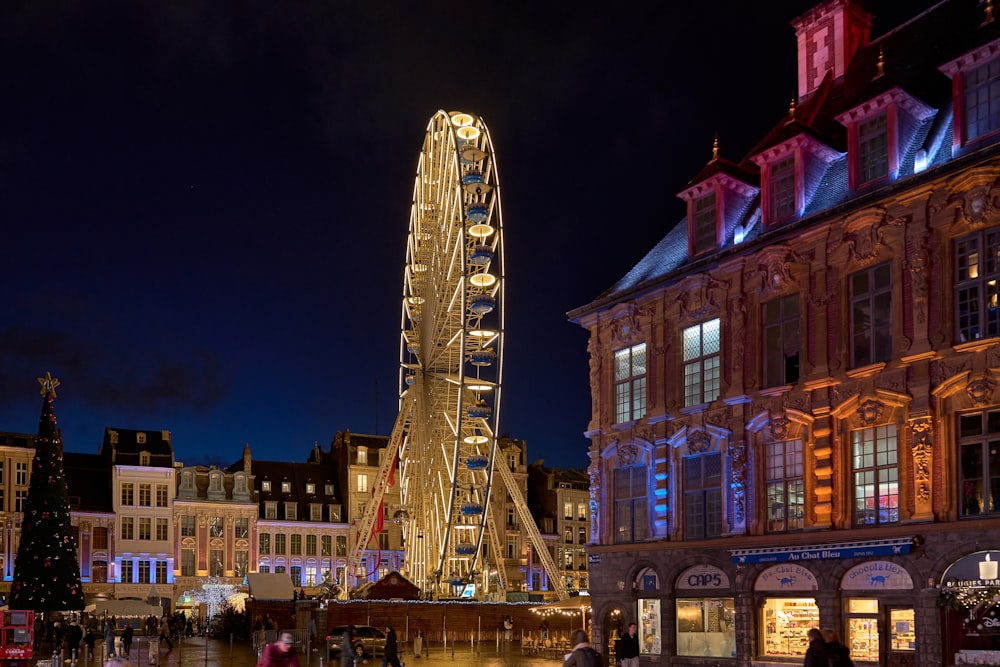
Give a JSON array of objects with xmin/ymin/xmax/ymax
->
[{"xmin": 0, "ymin": 324, "xmax": 228, "ymax": 414}]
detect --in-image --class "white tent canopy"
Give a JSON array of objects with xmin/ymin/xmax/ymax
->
[
  {"xmin": 247, "ymin": 573, "xmax": 294, "ymax": 601},
  {"xmin": 84, "ymin": 600, "xmax": 163, "ymax": 617}
]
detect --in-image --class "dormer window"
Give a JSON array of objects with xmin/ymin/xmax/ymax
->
[
  {"xmin": 769, "ymin": 156, "xmax": 796, "ymax": 221},
  {"xmin": 837, "ymin": 88, "xmax": 934, "ymax": 190},
  {"xmin": 857, "ymin": 113, "xmax": 889, "ymax": 185},
  {"xmin": 136, "ymin": 433, "xmax": 146, "ymax": 445},
  {"xmin": 357, "ymin": 447, "xmax": 368, "ymax": 465},
  {"xmin": 963, "ymin": 57, "xmax": 1000, "ymax": 142},
  {"xmin": 139, "ymin": 451, "xmax": 150, "ymax": 466},
  {"xmin": 692, "ymin": 192, "xmax": 717, "ymax": 254},
  {"xmin": 941, "ymin": 40, "xmax": 1000, "ymax": 147}
]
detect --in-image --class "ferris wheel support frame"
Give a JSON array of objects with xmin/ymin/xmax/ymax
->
[
  {"xmin": 492, "ymin": 454, "xmax": 569, "ymax": 600},
  {"xmin": 341, "ymin": 390, "xmax": 416, "ymax": 599}
]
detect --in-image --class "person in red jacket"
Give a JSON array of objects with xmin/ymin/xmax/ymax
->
[{"xmin": 257, "ymin": 631, "xmax": 301, "ymax": 667}]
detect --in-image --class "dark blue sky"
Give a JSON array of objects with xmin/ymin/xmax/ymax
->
[{"xmin": 0, "ymin": 1, "xmax": 936, "ymax": 470}]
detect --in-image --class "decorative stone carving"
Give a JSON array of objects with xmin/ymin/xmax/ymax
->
[
  {"xmin": 617, "ymin": 443, "xmax": 639, "ymax": 466},
  {"xmin": 857, "ymin": 398, "xmax": 886, "ymax": 425},
  {"xmin": 875, "ymin": 368, "xmax": 907, "ymax": 393},
  {"xmin": 729, "ymin": 440, "xmax": 748, "ymax": 524},
  {"xmin": 688, "ymin": 430, "xmax": 711, "ymax": 453},
  {"xmin": 587, "ymin": 451, "xmax": 602, "ymax": 543},
  {"xmin": 910, "ymin": 417, "xmax": 933, "ymax": 503},
  {"xmin": 949, "ymin": 183, "xmax": 999, "ymax": 227},
  {"xmin": 769, "ymin": 416, "xmax": 791, "ymax": 441},
  {"xmin": 838, "ymin": 207, "xmax": 909, "ymax": 266},
  {"xmin": 674, "ymin": 275, "xmax": 730, "ymax": 323},
  {"xmin": 588, "ymin": 336, "xmax": 602, "ymax": 417},
  {"xmin": 831, "ymin": 381, "xmax": 862, "ymax": 408},
  {"xmin": 906, "ymin": 230, "xmax": 932, "ymax": 326},
  {"xmin": 731, "ymin": 296, "xmax": 747, "ymax": 378},
  {"xmin": 611, "ymin": 311, "xmax": 643, "ymax": 345},
  {"xmin": 745, "ymin": 246, "xmax": 808, "ymax": 296},
  {"xmin": 931, "ymin": 357, "xmax": 971, "ymax": 385},
  {"xmin": 967, "ymin": 375, "xmax": 996, "ymax": 406}
]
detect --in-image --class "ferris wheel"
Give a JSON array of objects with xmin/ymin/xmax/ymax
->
[
  {"xmin": 343, "ymin": 110, "xmax": 567, "ymax": 601},
  {"xmin": 346, "ymin": 110, "xmax": 504, "ymax": 599}
]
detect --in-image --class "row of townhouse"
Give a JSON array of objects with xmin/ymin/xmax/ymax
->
[{"xmin": 0, "ymin": 426, "xmax": 589, "ymax": 610}]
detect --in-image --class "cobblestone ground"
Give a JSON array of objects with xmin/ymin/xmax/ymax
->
[{"xmin": 35, "ymin": 638, "xmax": 560, "ymax": 667}]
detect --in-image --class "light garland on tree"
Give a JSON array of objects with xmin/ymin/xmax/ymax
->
[
  {"xmin": 938, "ymin": 585, "xmax": 1000, "ymax": 610},
  {"xmin": 184, "ymin": 576, "xmax": 241, "ymax": 617}
]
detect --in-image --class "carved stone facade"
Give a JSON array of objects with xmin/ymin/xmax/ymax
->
[{"xmin": 568, "ymin": 1, "xmax": 1000, "ymax": 665}]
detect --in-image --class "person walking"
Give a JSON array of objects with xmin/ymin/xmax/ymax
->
[
  {"xmin": 83, "ymin": 627, "xmax": 96, "ymax": 660},
  {"xmin": 158, "ymin": 615, "xmax": 174, "ymax": 650},
  {"xmin": 803, "ymin": 628, "xmax": 829, "ymax": 667},
  {"xmin": 563, "ymin": 630, "xmax": 600, "ymax": 667},
  {"xmin": 103, "ymin": 620, "xmax": 116, "ymax": 659},
  {"xmin": 257, "ymin": 631, "xmax": 301, "ymax": 667},
  {"xmin": 822, "ymin": 628, "xmax": 854, "ymax": 667},
  {"xmin": 617, "ymin": 623, "xmax": 639, "ymax": 667},
  {"xmin": 382, "ymin": 625, "xmax": 401, "ymax": 667},
  {"xmin": 65, "ymin": 620, "xmax": 83, "ymax": 659},
  {"xmin": 340, "ymin": 626, "xmax": 363, "ymax": 667},
  {"xmin": 121, "ymin": 621, "xmax": 134, "ymax": 658}
]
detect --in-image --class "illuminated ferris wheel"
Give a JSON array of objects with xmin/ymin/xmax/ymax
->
[{"xmin": 388, "ymin": 110, "xmax": 505, "ymax": 598}]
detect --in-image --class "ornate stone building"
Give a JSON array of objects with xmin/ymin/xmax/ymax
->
[
  {"xmin": 569, "ymin": 1, "xmax": 1000, "ymax": 665},
  {"xmin": 173, "ymin": 446, "xmax": 256, "ymax": 614}
]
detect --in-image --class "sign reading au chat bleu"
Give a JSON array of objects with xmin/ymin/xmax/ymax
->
[{"xmin": 731, "ymin": 537, "xmax": 912, "ymax": 564}]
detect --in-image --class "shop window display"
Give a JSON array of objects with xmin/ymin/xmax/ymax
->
[
  {"xmin": 638, "ymin": 598, "xmax": 661, "ymax": 655},
  {"xmin": 676, "ymin": 598, "xmax": 735, "ymax": 658},
  {"xmin": 761, "ymin": 597, "xmax": 819, "ymax": 658},
  {"xmin": 844, "ymin": 599, "xmax": 879, "ymax": 663}
]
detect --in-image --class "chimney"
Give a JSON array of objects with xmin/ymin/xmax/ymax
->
[{"xmin": 791, "ymin": 0, "xmax": 872, "ymax": 99}]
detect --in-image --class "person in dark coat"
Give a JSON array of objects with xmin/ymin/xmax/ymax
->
[
  {"xmin": 803, "ymin": 628, "xmax": 829, "ymax": 667},
  {"xmin": 121, "ymin": 621, "xmax": 134, "ymax": 658},
  {"xmin": 65, "ymin": 621, "xmax": 83, "ymax": 657},
  {"xmin": 83, "ymin": 627, "xmax": 96, "ymax": 660},
  {"xmin": 382, "ymin": 625, "xmax": 401, "ymax": 667},
  {"xmin": 340, "ymin": 626, "xmax": 359, "ymax": 667},
  {"xmin": 617, "ymin": 623, "xmax": 640, "ymax": 667},
  {"xmin": 822, "ymin": 628, "xmax": 853, "ymax": 667},
  {"xmin": 563, "ymin": 630, "xmax": 599, "ymax": 667}
]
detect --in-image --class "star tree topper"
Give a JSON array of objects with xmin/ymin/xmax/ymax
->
[{"xmin": 37, "ymin": 372, "xmax": 60, "ymax": 398}]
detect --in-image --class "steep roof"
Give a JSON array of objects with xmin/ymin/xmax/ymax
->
[
  {"xmin": 100, "ymin": 427, "xmax": 174, "ymax": 467},
  {"xmin": 571, "ymin": 0, "xmax": 1000, "ymax": 316},
  {"xmin": 64, "ymin": 451, "xmax": 113, "ymax": 513}
]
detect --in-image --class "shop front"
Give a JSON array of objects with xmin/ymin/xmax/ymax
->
[
  {"xmin": 938, "ymin": 550, "xmax": 1000, "ymax": 666},
  {"xmin": 734, "ymin": 537, "xmax": 918, "ymax": 665},
  {"xmin": 839, "ymin": 560, "xmax": 915, "ymax": 667},
  {"xmin": 674, "ymin": 564, "xmax": 735, "ymax": 659}
]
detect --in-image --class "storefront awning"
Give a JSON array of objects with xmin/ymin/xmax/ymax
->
[{"xmin": 731, "ymin": 537, "xmax": 913, "ymax": 564}]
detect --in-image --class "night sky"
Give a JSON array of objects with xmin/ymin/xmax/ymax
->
[{"xmin": 0, "ymin": 1, "xmax": 938, "ymax": 470}]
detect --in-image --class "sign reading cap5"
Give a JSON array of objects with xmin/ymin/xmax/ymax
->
[{"xmin": 676, "ymin": 565, "xmax": 730, "ymax": 590}]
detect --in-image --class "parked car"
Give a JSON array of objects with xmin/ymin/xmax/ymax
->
[{"xmin": 327, "ymin": 625, "xmax": 386, "ymax": 660}]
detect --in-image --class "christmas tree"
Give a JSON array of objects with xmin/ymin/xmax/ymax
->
[{"xmin": 10, "ymin": 373, "xmax": 84, "ymax": 611}]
